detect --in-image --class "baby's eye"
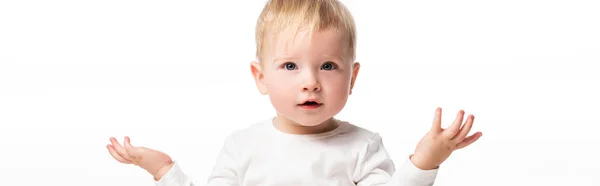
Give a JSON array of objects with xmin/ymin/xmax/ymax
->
[
  {"xmin": 321, "ymin": 62, "xmax": 337, "ymax": 70},
  {"xmin": 283, "ymin": 62, "xmax": 297, "ymax": 70}
]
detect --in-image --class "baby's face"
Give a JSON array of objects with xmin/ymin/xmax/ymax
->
[{"xmin": 252, "ymin": 27, "xmax": 359, "ymax": 127}]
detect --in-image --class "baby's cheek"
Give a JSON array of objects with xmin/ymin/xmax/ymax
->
[
  {"xmin": 328, "ymin": 79, "xmax": 351, "ymax": 94},
  {"xmin": 267, "ymin": 85, "xmax": 295, "ymax": 107},
  {"xmin": 268, "ymin": 93, "xmax": 291, "ymax": 113},
  {"xmin": 325, "ymin": 83, "xmax": 349, "ymax": 103}
]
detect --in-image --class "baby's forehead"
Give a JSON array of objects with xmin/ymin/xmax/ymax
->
[
  {"xmin": 267, "ymin": 31, "xmax": 348, "ymax": 57},
  {"xmin": 273, "ymin": 27, "xmax": 345, "ymax": 40},
  {"xmin": 268, "ymin": 28, "xmax": 347, "ymax": 49}
]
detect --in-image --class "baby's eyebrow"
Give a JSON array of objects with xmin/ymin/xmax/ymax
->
[
  {"xmin": 271, "ymin": 55, "xmax": 346, "ymax": 63},
  {"xmin": 319, "ymin": 54, "xmax": 345, "ymax": 63},
  {"xmin": 272, "ymin": 56, "xmax": 298, "ymax": 63}
]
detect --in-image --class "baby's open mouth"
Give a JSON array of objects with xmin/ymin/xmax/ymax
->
[
  {"xmin": 298, "ymin": 101, "xmax": 322, "ymax": 107},
  {"xmin": 299, "ymin": 101, "xmax": 320, "ymax": 105}
]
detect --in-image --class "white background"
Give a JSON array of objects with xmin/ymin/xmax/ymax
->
[{"xmin": 1, "ymin": 0, "xmax": 599, "ymax": 185}]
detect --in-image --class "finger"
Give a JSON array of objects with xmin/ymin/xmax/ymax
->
[
  {"xmin": 442, "ymin": 110, "xmax": 465, "ymax": 138},
  {"xmin": 456, "ymin": 132, "xmax": 482, "ymax": 149},
  {"xmin": 124, "ymin": 136, "xmax": 134, "ymax": 153},
  {"xmin": 123, "ymin": 136, "xmax": 142, "ymax": 158},
  {"xmin": 110, "ymin": 137, "xmax": 133, "ymax": 161},
  {"xmin": 430, "ymin": 107, "xmax": 442, "ymax": 133},
  {"xmin": 452, "ymin": 114, "xmax": 475, "ymax": 142},
  {"xmin": 107, "ymin": 145, "xmax": 133, "ymax": 164}
]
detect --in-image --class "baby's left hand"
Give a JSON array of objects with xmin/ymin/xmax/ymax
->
[{"xmin": 410, "ymin": 108, "xmax": 483, "ymax": 170}]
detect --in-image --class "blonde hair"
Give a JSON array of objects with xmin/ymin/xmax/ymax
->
[{"xmin": 255, "ymin": 0, "xmax": 357, "ymax": 62}]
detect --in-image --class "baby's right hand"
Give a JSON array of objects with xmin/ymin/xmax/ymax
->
[{"xmin": 107, "ymin": 136, "xmax": 174, "ymax": 181}]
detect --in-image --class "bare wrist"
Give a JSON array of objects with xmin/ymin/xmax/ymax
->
[{"xmin": 409, "ymin": 154, "xmax": 438, "ymax": 170}]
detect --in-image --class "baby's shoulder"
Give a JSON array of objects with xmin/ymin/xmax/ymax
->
[
  {"xmin": 219, "ymin": 119, "xmax": 274, "ymax": 143},
  {"xmin": 335, "ymin": 120, "xmax": 384, "ymax": 145}
]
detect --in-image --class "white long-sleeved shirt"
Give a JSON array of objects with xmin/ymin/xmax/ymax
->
[{"xmin": 156, "ymin": 118, "xmax": 438, "ymax": 186}]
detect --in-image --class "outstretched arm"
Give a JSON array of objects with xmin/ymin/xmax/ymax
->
[
  {"xmin": 355, "ymin": 108, "xmax": 482, "ymax": 186},
  {"xmin": 107, "ymin": 135, "xmax": 240, "ymax": 186},
  {"xmin": 353, "ymin": 133, "xmax": 438, "ymax": 186},
  {"xmin": 155, "ymin": 134, "xmax": 240, "ymax": 186}
]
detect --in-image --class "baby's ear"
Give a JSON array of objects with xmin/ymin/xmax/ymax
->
[
  {"xmin": 349, "ymin": 62, "xmax": 360, "ymax": 95},
  {"xmin": 250, "ymin": 61, "xmax": 268, "ymax": 95}
]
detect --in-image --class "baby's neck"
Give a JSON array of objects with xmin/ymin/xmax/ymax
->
[{"xmin": 272, "ymin": 116, "xmax": 339, "ymax": 135}]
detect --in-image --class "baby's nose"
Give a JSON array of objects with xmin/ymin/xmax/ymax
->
[{"xmin": 302, "ymin": 76, "xmax": 321, "ymax": 92}]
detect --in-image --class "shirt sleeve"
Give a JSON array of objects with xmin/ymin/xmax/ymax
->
[
  {"xmin": 155, "ymin": 133, "xmax": 240, "ymax": 186},
  {"xmin": 205, "ymin": 133, "xmax": 240, "ymax": 185},
  {"xmin": 155, "ymin": 161, "xmax": 195, "ymax": 186},
  {"xmin": 354, "ymin": 133, "xmax": 438, "ymax": 186}
]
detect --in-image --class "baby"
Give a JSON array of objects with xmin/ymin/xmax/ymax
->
[{"xmin": 107, "ymin": 0, "xmax": 482, "ymax": 185}]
